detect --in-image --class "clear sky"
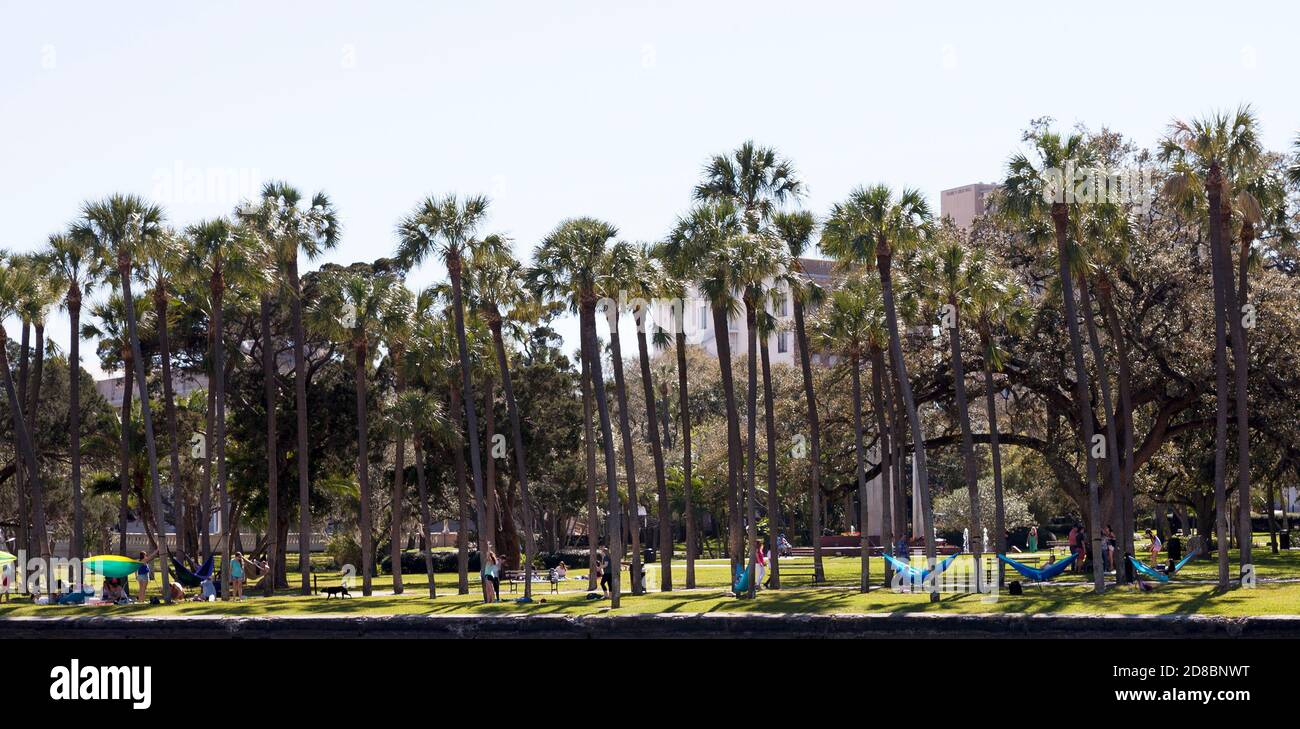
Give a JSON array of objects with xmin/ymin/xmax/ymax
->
[{"xmin": 3, "ymin": 1, "xmax": 1297, "ymax": 379}]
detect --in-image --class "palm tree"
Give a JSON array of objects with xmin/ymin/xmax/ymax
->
[
  {"xmin": 916, "ymin": 227, "xmax": 984, "ymax": 592},
  {"xmin": 810, "ymin": 275, "xmax": 885, "ymax": 592},
  {"xmin": 597, "ymin": 241, "xmax": 646, "ymax": 593},
  {"xmin": 821, "ymin": 184, "xmax": 942, "ymax": 597},
  {"xmin": 738, "ymin": 230, "xmax": 786, "ymax": 597},
  {"xmin": 14, "ymin": 255, "xmax": 58, "ymax": 560},
  {"xmin": 379, "ymin": 283, "xmax": 416, "ymax": 595},
  {"xmin": 531, "ymin": 218, "xmax": 624, "ymax": 607},
  {"xmin": 755, "ymin": 306, "xmax": 783, "ymax": 587},
  {"xmin": 695, "ymin": 141, "xmax": 803, "ymax": 570},
  {"xmin": 968, "ymin": 258, "xmax": 1029, "ymax": 586},
  {"xmin": 45, "ymin": 229, "xmax": 103, "ymax": 560},
  {"xmin": 82, "ymin": 194, "xmax": 173, "ymax": 601},
  {"xmin": 771, "ymin": 210, "xmax": 828, "ymax": 581},
  {"xmin": 309, "ymin": 262, "xmax": 405, "ymax": 596},
  {"xmin": 240, "ymin": 181, "xmax": 340, "ymax": 594},
  {"xmin": 395, "ymin": 194, "xmax": 495, "ymax": 601},
  {"xmin": 1003, "ymin": 131, "xmax": 1106, "ymax": 592},
  {"xmin": 1160, "ymin": 109, "xmax": 1263, "ymax": 585},
  {"xmin": 0, "ymin": 255, "xmax": 52, "ymax": 585},
  {"xmin": 663, "ymin": 201, "xmax": 748, "ymax": 573},
  {"xmin": 469, "ymin": 236, "xmax": 542, "ymax": 598},
  {"xmin": 138, "ymin": 228, "xmax": 191, "ymax": 584},
  {"xmin": 650, "ymin": 243, "xmax": 698, "ymax": 587},
  {"xmin": 627, "ymin": 244, "xmax": 673, "ymax": 591},
  {"xmin": 180, "ymin": 217, "xmax": 261, "ymax": 597}
]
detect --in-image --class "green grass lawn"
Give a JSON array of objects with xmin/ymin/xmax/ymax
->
[{"xmin": 2, "ymin": 548, "xmax": 1297, "ymax": 619}]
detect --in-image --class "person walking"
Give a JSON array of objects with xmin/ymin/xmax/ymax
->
[{"xmin": 1027, "ymin": 526, "xmax": 1039, "ymax": 553}]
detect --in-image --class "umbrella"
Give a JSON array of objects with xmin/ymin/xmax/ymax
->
[{"xmin": 83, "ymin": 555, "xmax": 143, "ymax": 579}]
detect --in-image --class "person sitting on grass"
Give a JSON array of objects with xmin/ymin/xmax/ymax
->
[{"xmin": 103, "ymin": 578, "xmax": 130, "ymax": 605}]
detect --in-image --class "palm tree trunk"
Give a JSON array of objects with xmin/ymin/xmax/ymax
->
[
  {"xmin": 352, "ymin": 342, "xmax": 374, "ymax": 596},
  {"xmin": 581, "ymin": 294, "xmax": 622, "ymax": 607},
  {"xmin": 259, "ymin": 295, "xmax": 279, "ymax": 597},
  {"xmin": 447, "ymin": 252, "xmax": 492, "ymax": 603},
  {"xmin": 390, "ymin": 350, "xmax": 407, "ymax": 596},
  {"xmin": 26, "ymin": 322, "xmax": 50, "ymax": 568},
  {"xmin": 634, "ymin": 315, "xmax": 672, "ymax": 592},
  {"xmin": 792, "ymin": 298, "xmax": 825, "ymax": 581},
  {"xmin": 490, "ymin": 317, "xmax": 537, "ymax": 599},
  {"xmin": 742, "ymin": 301, "xmax": 760, "ymax": 598},
  {"xmin": 412, "ymin": 431, "xmax": 437, "ymax": 598},
  {"xmin": 1049, "ymin": 206, "xmax": 1106, "ymax": 593},
  {"xmin": 1078, "ymin": 274, "xmax": 1125, "ymax": 583},
  {"xmin": 156, "ymin": 288, "xmax": 188, "ymax": 591},
  {"xmin": 978, "ymin": 329, "xmax": 1007, "ymax": 586},
  {"xmin": 760, "ymin": 334, "xmax": 780, "ymax": 589},
  {"xmin": 119, "ymin": 263, "xmax": 171, "ymax": 601},
  {"xmin": 16, "ymin": 322, "xmax": 29, "ymax": 555},
  {"xmin": 1225, "ymin": 218, "xmax": 1252, "ymax": 571},
  {"xmin": 580, "ymin": 354, "xmax": 600, "ymax": 590},
  {"xmin": 449, "ymin": 383, "xmax": 470, "ymax": 594},
  {"xmin": 200, "ymin": 364, "xmax": 214, "ymax": 561},
  {"xmin": 711, "ymin": 303, "xmax": 743, "ymax": 575},
  {"xmin": 213, "ymin": 274, "xmax": 232, "ymax": 599},
  {"xmin": 607, "ymin": 312, "xmax": 643, "ymax": 594},
  {"xmin": 675, "ymin": 329, "xmax": 696, "ymax": 588},
  {"xmin": 877, "ymin": 251, "xmax": 938, "ymax": 599},
  {"xmin": 288, "ymin": 260, "xmax": 313, "ymax": 595},
  {"xmin": 68, "ymin": 293, "xmax": 85, "ymax": 560},
  {"xmin": 119, "ymin": 353, "xmax": 133, "ymax": 555},
  {"xmin": 1206, "ymin": 165, "xmax": 1232, "ymax": 588},
  {"xmin": 869, "ymin": 346, "xmax": 894, "ymax": 586},
  {"xmin": 850, "ymin": 351, "xmax": 870, "ymax": 593},
  {"xmin": 946, "ymin": 297, "xmax": 983, "ymax": 594},
  {"xmin": 0, "ymin": 328, "xmax": 49, "ymax": 585}
]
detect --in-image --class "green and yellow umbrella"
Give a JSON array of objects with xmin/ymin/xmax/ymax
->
[
  {"xmin": 0, "ymin": 551, "xmax": 16, "ymax": 564},
  {"xmin": 83, "ymin": 555, "xmax": 143, "ymax": 579}
]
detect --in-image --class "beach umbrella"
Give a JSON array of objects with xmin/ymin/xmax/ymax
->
[
  {"xmin": 82, "ymin": 555, "xmax": 142, "ymax": 579},
  {"xmin": 0, "ymin": 551, "xmax": 16, "ymax": 564}
]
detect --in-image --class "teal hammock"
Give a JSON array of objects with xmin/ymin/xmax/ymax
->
[
  {"xmin": 1128, "ymin": 550, "xmax": 1199, "ymax": 583},
  {"xmin": 998, "ymin": 552, "xmax": 1077, "ymax": 582},
  {"xmin": 883, "ymin": 552, "xmax": 960, "ymax": 584}
]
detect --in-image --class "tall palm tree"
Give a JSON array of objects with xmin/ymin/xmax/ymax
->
[
  {"xmin": 627, "ymin": 244, "xmax": 673, "ymax": 591},
  {"xmin": 737, "ymin": 230, "xmax": 786, "ymax": 597},
  {"xmin": 1002, "ymin": 133, "xmax": 1108, "ymax": 592},
  {"xmin": 821, "ymin": 184, "xmax": 942, "ymax": 597},
  {"xmin": 810, "ymin": 275, "xmax": 885, "ymax": 592},
  {"xmin": 45, "ymin": 229, "xmax": 103, "ymax": 560},
  {"xmin": 531, "ymin": 218, "xmax": 624, "ymax": 607},
  {"xmin": 309, "ymin": 262, "xmax": 404, "ymax": 596},
  {"xmin": 396, "ymin": 194, "xmax": 495, "ymax": 601},
  {"xmin": 755, "ymin": 306, "xmax": 783, "ymax": 587},
  {"xmin": 0, "ymin": 255, "xmax": 52, "ymax": 585},
  {"xmin": 968, "ymin": 258, "xmax": 1029, "ymax": 586},
  {"xmin": 1160, "ymin": 109, "xmax": 1262, "ymax": 584},
  {"xmin": 239, "ymin": 181, "xmax": 340, "ymax": 594},
  {"xmin": 597, "ymin": 241, "xmax": 645, "ymax": 593},
  {"xmin": 15, "ymin": 255, "xmax": 58, "ymax": 560},
  {"xmin": 82, "ymin": 194, "xmax": 173, "ymax": 601},
  {"xmin": 469, "ymin": 236, "xmax": 542, "ymax": 598},
  {"xmin": 180, "ymin": 217, "xmax": 261, "ymax": 597},
  {"xmin": 663, "ymin": 201, "xmax": 748, "ymax": 573},
  {"xmin": 916, "ymin": 228, "xmax": 984, "ymax": 592},
  {"xmin": 771, "ymin": 210, "xmax": 828, "ymax": 581},
  {"xmin": 138, "ymin": 228, "xmax": 191, "ymax": 583},
  {"xmin": 380, "ymin": 283, "xmax": 415, "ymax": 595},
  {"xmin": 650, "ymin": 243, "xmax": 698, "ymax": 587}
]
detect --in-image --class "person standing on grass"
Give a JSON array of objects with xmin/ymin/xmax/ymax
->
[
  {"xmin": 754, "ymin": 538, "xmax": 767, "ymax": 590},
  {"xmin": 599, "ymin": 548, "xmax": 613, "ymax": 597},
  {"xmin": 482, "ymin": 550, "xmax": 499, "ymax": 603},
  {"xmin": 1027, "ymin": 526, "xmax": 1038, "ymax": 553},
  {"xmin": 230, "ymin": 552, "xmax": 246, "ymax": 600},
  {"xmin": 135, "ymin": 550, "xmax": 157, "ymax": 601},
  {"xmin": 1145, "ymin": 530, "xmax": 1162, "ymax": 563}
]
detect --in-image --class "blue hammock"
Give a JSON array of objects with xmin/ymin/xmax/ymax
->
[
  {"xmin": 883, "ymin": 552, "xmax": 960, "ymax": 584},
  {"xmin": 1128, "ymin": 550, "xmax": 1199, "ymax": 584},
  {"xmin": 733, "ymin": 564, "xmax": 754, "ymax": 594},
  {"xmin": 997, "ymin": 552, "xmax": 1077, "ymax": 582},
  {"xmin": 170, "ymin": 554, "xmax": 215, "ymax": 589}
]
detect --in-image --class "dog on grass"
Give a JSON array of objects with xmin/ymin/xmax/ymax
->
[{"xmin": 322, "ymin": 585, "xmax": 352, "ymax": 599}]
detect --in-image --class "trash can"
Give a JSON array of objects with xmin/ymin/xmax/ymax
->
[
  {"xmin": 643, "ymin": 547, "xmax": 657, "ymax": 563},
  {"xmin": 1281, "ymin": 532, "xmax": 1291, "ymax": 550}
]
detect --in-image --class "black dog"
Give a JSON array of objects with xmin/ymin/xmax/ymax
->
[{"xmin": 322, "ymin": 585, "xmax": 351, "ymax": 599}]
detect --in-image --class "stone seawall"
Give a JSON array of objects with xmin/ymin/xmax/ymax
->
[{"xmin": 2, "ymin": 612, "xmax": 1297, "ymax": 639}]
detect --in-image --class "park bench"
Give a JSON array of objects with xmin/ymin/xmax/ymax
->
[{"xmin": 502, "ymin": 569, "xmax": 560, "ymax": 594}]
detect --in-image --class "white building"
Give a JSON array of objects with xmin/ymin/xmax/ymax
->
[
  {"xmin": 940, "ymin": 182, "xmax": 998, "ymax": 229},
  {"xmin": 95, "ymin": 372, "xmax": 209, "ymax": 410}
]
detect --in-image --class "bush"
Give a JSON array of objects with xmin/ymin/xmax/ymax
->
[{"xmin": 325, "ymin": 532, "xmax": 362, "ymax": 571}]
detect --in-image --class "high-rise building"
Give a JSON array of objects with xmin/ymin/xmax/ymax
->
[{"xmin": 940, "ymin": 182, "xmax": 998, "ymax": 229}]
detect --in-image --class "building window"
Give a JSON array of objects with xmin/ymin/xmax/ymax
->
[
  {"xmin": 777, "ymin": 331, "xmax": 789, "ymax": 354},
  {"xmin": 777, "ymin": 291, "xmax": 789, "ymax": 317}
]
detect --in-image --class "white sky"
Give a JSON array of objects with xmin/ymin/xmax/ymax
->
[{"xmin": 2, "ymin": 0, "xmax": 1297, "ymax": 379}]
